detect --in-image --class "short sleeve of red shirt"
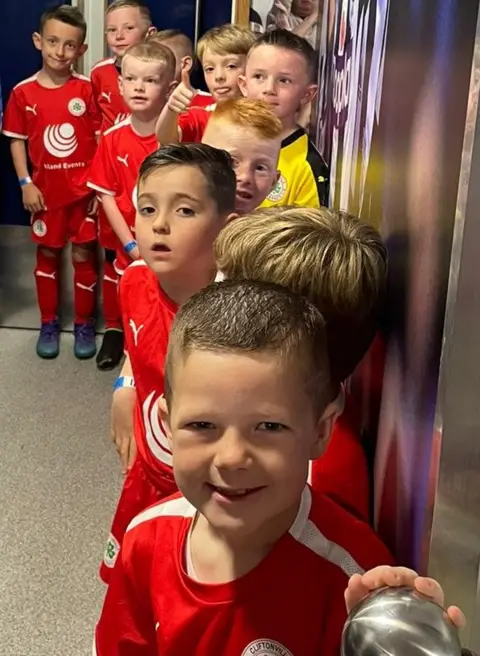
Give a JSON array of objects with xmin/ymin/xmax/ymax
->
[
  {"xmin": 87, "ymin": 135, "xmax": 117, "ymax": 197},
  {"xmin": 178, "ymin": 107, "xmax": 212, "ymax": 143},
  {"xmin": 95, "ymin": 518, "xmax": 159, "ymax": 655},
  {"xmin": 2, "ymin": 87, "xmax": 27, "ymax": 139}
]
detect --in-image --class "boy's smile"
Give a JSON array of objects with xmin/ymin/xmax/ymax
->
[
  {"xmin": 163, "ymin": 349, "xmax": 330, "ymax": 541},
  {"xmin": 34, "ymin": 19, "xmax": 87, "ymax": 75}
]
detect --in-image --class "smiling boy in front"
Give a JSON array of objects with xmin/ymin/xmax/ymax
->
[{"xmin": 94, "ymin": 279, "xmax": 466, "ymax": 654}]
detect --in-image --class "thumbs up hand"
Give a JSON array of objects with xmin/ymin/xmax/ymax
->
[{"xmin": 168, "ymin": 67, "xmax": 195, "ymax": 114}]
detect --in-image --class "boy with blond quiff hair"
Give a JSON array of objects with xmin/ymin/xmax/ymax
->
[
  {"xmin": 214, "ymin": 206, "xmax": 387, "ymax": 521},
  {"xmin": 156, "ymin": 24, "xmax": 256, "ymax": 144}
]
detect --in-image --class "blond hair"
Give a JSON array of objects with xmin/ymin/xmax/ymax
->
[
  {"xmin": 122, "ymin": 41, "xmax": 176, "ymax": 79},
  {"xmin": 214, "ymin": 206, "xmax": 387, "ymax": 387},
  {"xmin": 197, "ymin": 24, "xmax": 256, "ymax": 62},
  {"xmin": 208, "ymin": 98, "xmax": 282, "ymax": 140},
  {"xmin": 150, "ymin": 29, "xmax": 193, "ymax": 58},
  {"xmin": 106, "ymin": 0, "xmax": 152, "ymax": 24}
]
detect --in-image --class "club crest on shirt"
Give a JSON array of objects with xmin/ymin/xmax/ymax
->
[
  {"xmin": 267, "ymin": 175, "xmax": 287, "ymax": 202},
  {"xmin": 68, "ymin": 97, "xmax": 86, "ymax": 117},
  {"xmin": 241, "ymin": 640, "xmax": 293, "ymax": 656},
  {"xmin": 32, "ymin": 219, "xmax": 47, "ymax": 237},
  {"xmin": 103, "ymin": 533, "xmax": 120, "ymax": 569}
]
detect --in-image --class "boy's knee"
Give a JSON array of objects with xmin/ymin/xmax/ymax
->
[
  {"xmin": 38, "ymin": 246, "xmax": 61, "ymax": 259},
  {"xmin": 72, "ymin": 242, "xmax": 95, "ymax": 263}
]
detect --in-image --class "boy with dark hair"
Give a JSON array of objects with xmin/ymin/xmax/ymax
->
[
  {"xmin": 94, "ymin": 279, "xmax": 465, "ymax": 654},
  {"xmin": 100, "ymin": 143, "xmax": 237, "ymax": 583},
  {"xmin": 88, "ymin": 42, "xmax": 177, "ymax": 278},
  {"xmin": 3, "ymin": 4, "xmax": 100, "ymax": 359},
  {"xmin": 91, "ymin": 0, "xmax": 155, "ymax": 371},
  {"xmin": 239, "ymin": 28, "xmax": 329, "ymax": 208}
]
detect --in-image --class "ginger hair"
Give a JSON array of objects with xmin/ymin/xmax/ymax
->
[{"xmin": 207, "ymin": 98, "xmax": 282, "ymax": 141}]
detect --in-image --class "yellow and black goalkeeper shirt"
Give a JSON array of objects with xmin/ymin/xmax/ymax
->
[{"xmin": 261, "ymin": 127, "xmax": 329, "ymax": 209}]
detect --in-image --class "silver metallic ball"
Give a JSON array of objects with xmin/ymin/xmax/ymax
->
[{"xmin": 341, "ymin": 586, "xmax": 462, "ymax": 656}]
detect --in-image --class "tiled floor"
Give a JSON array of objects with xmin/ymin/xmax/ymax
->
[{"xmin": 0, "ymin": 328, "xmax": 121, "ymax": 655}]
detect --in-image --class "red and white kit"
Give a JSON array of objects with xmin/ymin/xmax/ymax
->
[
  {"xmin": 100, "ymin": 261, "xmax": 179, "ymax": 582},
  {"xmin": 2, "ymin": 72, "xmax": 100, "ymax": 247},
  {"xmin": 95, "ymin": 487, "xmax": 393, "ymax": 655},
  {"xmin": 178, "ymin": 102, "xmax": 216, "ymax": 143},
  {"xmin": 91, "ymin": 58, "xmax": 129, "ymax": 133},
  {"xmin": 87, "ymin": 117, "xmax": 158, "ymax": 273}
]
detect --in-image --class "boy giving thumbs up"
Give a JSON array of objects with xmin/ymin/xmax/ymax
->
[
  {"xmin": 156, "ymin": 24, "xmax": 253, "ymax": 144},
  {"xmin": 155, "ymin": 67, "xmax": 217, "ymax": 145}
]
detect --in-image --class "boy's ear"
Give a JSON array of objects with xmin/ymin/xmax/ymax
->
[
  {"xmin": 146, "ymin": 26, "xmax": 157, "ymax": 38},
  {"xmin": 79, "ymin": 43, "xmax": 88, "ymax": 57},
  {"xmin": 309, "ymin": 400, "xmax": 338, "ymax": 460},
  {"xmin": 301, "ymin": 83, "xmax": 318, "ymax": 107},
  {"xmin": 158, "ymin": 395, "xmax": 173, "ymax": 449},
  {"xmin": 32, "ymin": 32, "xmax": 42, "ymax": 51},
  {"xmin": 181, "ymin": 56, "xmax": 193, "ymax": 74},
  {"xmin": 237, "ymin": 75, "xmax": 248, "ymax": 97}
]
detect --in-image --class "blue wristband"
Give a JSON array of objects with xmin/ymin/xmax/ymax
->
[
  {"xmin": 19, "ymin": 176, "xmax": 32, "ymax": 187},
  {"xmin": 113, "ymin": 375, "xmax": 136, "ymax": 391},
  {"xmin": 123, "ymin": 240, "xmax": 137, "ymax": 255}
]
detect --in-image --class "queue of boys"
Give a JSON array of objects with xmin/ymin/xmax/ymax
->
[{"xmin": 1, "ymin": 2, "xmax": 468, "ymax": 654}]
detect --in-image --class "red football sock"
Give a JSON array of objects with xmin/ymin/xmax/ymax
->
[
  {"xmin": 73, "ymin": 255, "xmax": 97, "ymax": 324},
  {"xmin": 103, "ymin": 257, "xmax": 122, "ymax": 331},
  {"xmin": 35, "ymin": 248, "xmax": 61, "ymax": 323}
]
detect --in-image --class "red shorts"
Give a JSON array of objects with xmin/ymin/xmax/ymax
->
[
  {"xmin": 100, "ymin": 456, "xmax": 177, "ymax": 583},
  {"xmin": 31, "ymin": 196, "xmax": 96, "ymax": 249},
  {"xmin": 97, "ymin": 203, "xmax": 120, "ymax": 252}
]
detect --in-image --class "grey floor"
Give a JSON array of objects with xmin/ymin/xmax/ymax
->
[{"xmin": 0, "ymin": 328, "xmax": 122, "ymax": 656}]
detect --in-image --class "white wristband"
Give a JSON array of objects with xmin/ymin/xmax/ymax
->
[{"xmin": 113, "ymin": 375, "xmax": 135, "ymax": 391}]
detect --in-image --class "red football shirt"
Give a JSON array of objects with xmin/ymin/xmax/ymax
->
[
  {"xmin": 119, "ymin": 262, "xmax": 178, "ymax": 488},
  {"xmin": 91, "ymin": 58, "xmax": 130, "ymax": 132},
  {"xmin": 2, "ymin": 72, "xmax": 101, "ymax": 210},
  {"xmin": 191, "ymin": 90, "xmax": 215, "ymax": 108},
  {"xmin": 178, "ymin": 103, "xmax": 216, "ymax": 143},
  {"xmin": 87, "ymin": 118, "xmax": 158, "ymax": 272},
  {"xmin": 94, "ymin": 487, "xmax": 393, "ymax": 655},
  {"xmin": 310, "ymin": 396, "xmax": 370, "ymax": 522}
]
